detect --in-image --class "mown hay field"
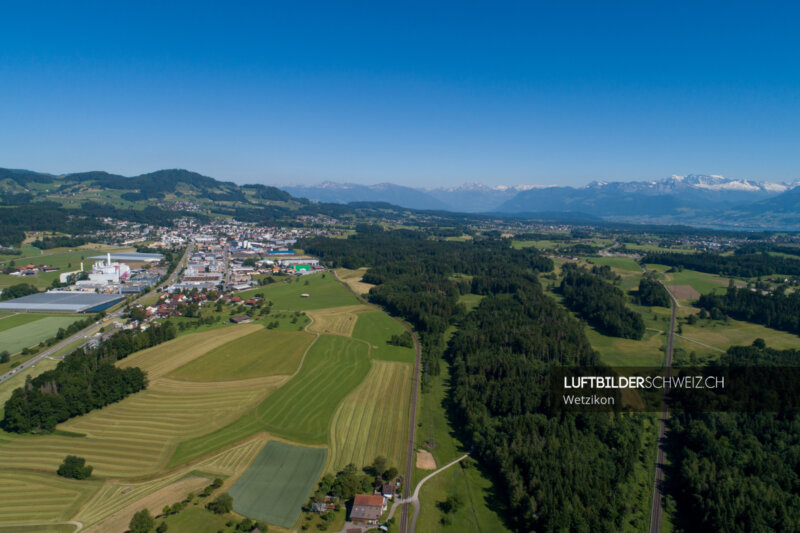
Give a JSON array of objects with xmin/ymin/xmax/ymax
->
[
  {"xmin": 168, "ymin": 328, "xmax": 315, "ymax": 382},
  {"xmin": 78, "ymin": 435, "xmax": 269, "ymax": 530},
  {"xmin": 0, "ymin": 469, "xmax": 100, "ymax": 524},
  {"xmin": 334, "ymin": 267, "xmax": 375, "ymax": 295},
  {"xmin": 229, "ymin": 440, "xmax": 326, "ymax": 529},
  {"xmin": 352, "ymin": 311, "xmax": 415, "ymax": 363},
  {"xmin": 305, "ymin": 304, "xmax": 370, "ymax": 336},
  {"xmin": 117, "ymin": 324, "xmax": 262, "ymax": 379},
  {"xmin": 170, "ymin": 333, "xmax": 372, "ymax": 464},
  {"xmin": 253, "ymin": 334, "xmax": 370, "ymax": 443},
  {"xmin": 328, "ymin": 360, "xmax": 411, "ymax": 473}
]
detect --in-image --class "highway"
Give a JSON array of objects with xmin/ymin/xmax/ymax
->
[
  {"xmin": 0, "ymin": 243, "xmax": 192, "ymax": 385},
  {"xmin": 649, "ymin": 282, "xmax": 677, "ymax": 533}
]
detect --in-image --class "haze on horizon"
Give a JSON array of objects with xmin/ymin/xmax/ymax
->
[{"xmin": 1, "ymin": 2, "xmax": 799, "ymax": 188}]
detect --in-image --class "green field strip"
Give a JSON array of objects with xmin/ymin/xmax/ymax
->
[
  {"xmin": 0, "ymin": 316, "xmax": 82, "ymax": 354},
  {"xmin": 352, "ymin": 311, "xmax": 415, "ymax": 363},
  {"xmin": 229, "ymin": 440, "xmax": 327, "ymax": 528},
  {"xmin": 253, "ymin": 335, "xmax": 370, "ymax": 443}
]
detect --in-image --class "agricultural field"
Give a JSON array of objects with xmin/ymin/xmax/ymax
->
[
  {"xmin": 117, "ymin": 324, "xmax": 262, "ymax": 380},
  {"xmin": 305, "ymin": 304, "xmax": 370, "ymax": 336},
  {"xmin": 229, "ymin": 440, "xmax": 327, "ymax": 529},
  {"xmin": 77, "ymin": 436, "xmax": 269, "ymax": 530},
  {"xmin": 334, "ymin": 267, "xmax": 375, "ymax": 295},
  {"xmin": 676, "ymin": 317, "xmax": 800, "ymax": 361},
  {"xmin": 328, "ymin": 360, "xmax": 411, "ymax": 472},
  {"xmin": 352, "ymin": 311, "xmax": 415, "ymax": 363},
  {"xmin": 644, "ymin": 264, "xmax": 741, "ymax": 297},
  {"xmin": 253, "ymin": 334, "xmax": 371, "ymax": 443},
  {"xmin": 238, "ymin": 273, "xmax": 359, "ymax": 310},
  {"xmin": 0, "ymin": 315, "xmax": 82, "ymax": 355},
  {"xmin": 0, "ymin": 357, "xmax": 59, "ymax": 409},
  {"xmin": 0, "ymin": 275, "xmax": 415, "ymax": 531},
  {"xmin": 0, "ymin": 469, "xmax": 100, "ymax": 525},
  {"xmin": 585, "ymin": 256, "xmax": 642, "ymax": 272},
  {"xmin": 168, "ymin": 328, "xmax": 315, "ymax": 382}
]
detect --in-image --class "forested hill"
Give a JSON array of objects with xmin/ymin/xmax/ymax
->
[{"xmin": 0, "ymin": 167, "xmax": 292, "ymax": 205}]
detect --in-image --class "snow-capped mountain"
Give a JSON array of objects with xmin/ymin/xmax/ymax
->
[
  {"xmin": 498, "ymin": 175, "xmax": 797, "ymax": 217},
  {"xmin": 281, "ymin": 175, "xmax": 798, "ymax": 222}
]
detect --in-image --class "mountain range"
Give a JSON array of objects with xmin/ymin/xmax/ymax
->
[
  {"xmin": 282, "ymin": 175, "xmax": 800, "ymax": 228},
  {"xmin": 2, "ymin": 167, "xmax": 800, "ymax": 229}
]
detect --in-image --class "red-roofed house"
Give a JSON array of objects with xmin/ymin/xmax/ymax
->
[{"xmin": 350, "ymin": 494, "xmax": 385, "ymax": 525}]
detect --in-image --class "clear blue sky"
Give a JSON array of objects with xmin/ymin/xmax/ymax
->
[{"xmin": 1, "ymin": 1, "xmax": 799, "ymax": 187}]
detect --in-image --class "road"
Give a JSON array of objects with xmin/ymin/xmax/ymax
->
[
  {"xmin": 649, "ymin": 282, "xmax": 676, "ymax": 533},
  {"xmin": 0, "ymin": 244, "xmax": 193, "ymax": 385},
  {"xmin": 398, "ymin": 327, "xmax": 421, "ymax": 533}
]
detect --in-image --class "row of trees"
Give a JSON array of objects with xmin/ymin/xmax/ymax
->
[
  {"xmin": 1, "ymin": 323, "xmax": 176, "ymax": 433},
  {"xmin": 643, "ymin": 251, "xmax": 800, "ymax": 277},
  {"xmin": 560, "ymin": 263, "xmax": 646, "ymax": 339},
  {"xmin": 697, "ymin": 285, "xmax": 800, "ymax": 334}
]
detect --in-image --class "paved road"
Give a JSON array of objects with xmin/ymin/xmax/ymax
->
[
  {"xmin": 0, "ymin": 244, "xmax": 192, "ymax": 386},
  {"xmin": 649, "ymin": 282, "xmax": 676, "ymax": 533}
]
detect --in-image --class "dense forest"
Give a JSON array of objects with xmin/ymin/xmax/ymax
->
[
  {"xmin": 697, "ymin": 285, "xmax": 800, "ymax": 334},
  {"xmin": 303, "ymin": 228, "xmax": 648, "ymax": 532},
  {"xmin": 643, "ymin": 251, "xmax": 800, "ymax": 277},
  {"xmin": 448, "ymin": 286, "xmax": 645, "ymax": 531},
  {"xmin": 667, "ymin": 344, "xmax": 800, "ymax": 532},
  {"xmin": 1, "ymin": 322, "xmax": 176, "ymax": 433},
  {"xmin": 637, "ymin": 273, "xmax": 672, "ymax": 307},
  {"xmin": 560, "ymin": 263, "xmax": 646, "ymax": 339}
]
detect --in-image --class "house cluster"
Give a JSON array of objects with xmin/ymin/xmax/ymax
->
[
  {"xmin": 146, "ymin": 291, "xmax": 210, "ymax": 319},
  {"xmin": 6, "ymin": 263, "xmax": 59, "ymax": 277}
]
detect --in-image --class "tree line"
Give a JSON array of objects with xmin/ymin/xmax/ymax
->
[
  {"xmin": 1, "ymin": 322, "xmax": 176, "ymax": 433},
  {"xmin": 643, "ymin": 251, "xmax": 800, "ymax": 277},
  {"xmin": 698, "ymin": 284, "xmax": 800, "ymax": 334}
]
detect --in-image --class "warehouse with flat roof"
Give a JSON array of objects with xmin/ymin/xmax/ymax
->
[
  {"xmin": 0, "ymin": 292, "xmax": 126, "ymax": 313},
  {"xmin": 88, "ymin": 252, "xmax": 164, "ymax": 262}
]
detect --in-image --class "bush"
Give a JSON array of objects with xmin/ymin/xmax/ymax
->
[
  {"xmin": 206, "ymin": 492, "xmax": 234, "ymax": 514},
  {"xmin": 129, "ymin": 509, "xmax": 155, "ymax": 533}
]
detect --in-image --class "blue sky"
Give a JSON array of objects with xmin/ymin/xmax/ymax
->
[{"xmin": 1, "ymin": 1, "xmax": 799, "ymax": 187}]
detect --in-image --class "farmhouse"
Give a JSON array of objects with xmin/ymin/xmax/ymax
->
[
  {"xmin": 230, "ymin": 314, "xmax": 251, "ymax": 324},
  {"xmin": 350, "ymin": 494, "xmax": 385, "ymax": 525}
]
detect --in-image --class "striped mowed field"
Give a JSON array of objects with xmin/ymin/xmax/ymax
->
[
  {"xmin": 253, "ymin": 334, "xmax": 371, "ymax": 443},
  {"xmin": 229, "ymin": 440, "xmax": 327, "ymax": 529},
  {"xmin": 328, "ymin": 360, "xmax": 412, "ymax": 472},
  {"xmin": 168, "ymin": 328, "xmax": 315, "ymax": 381}
]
